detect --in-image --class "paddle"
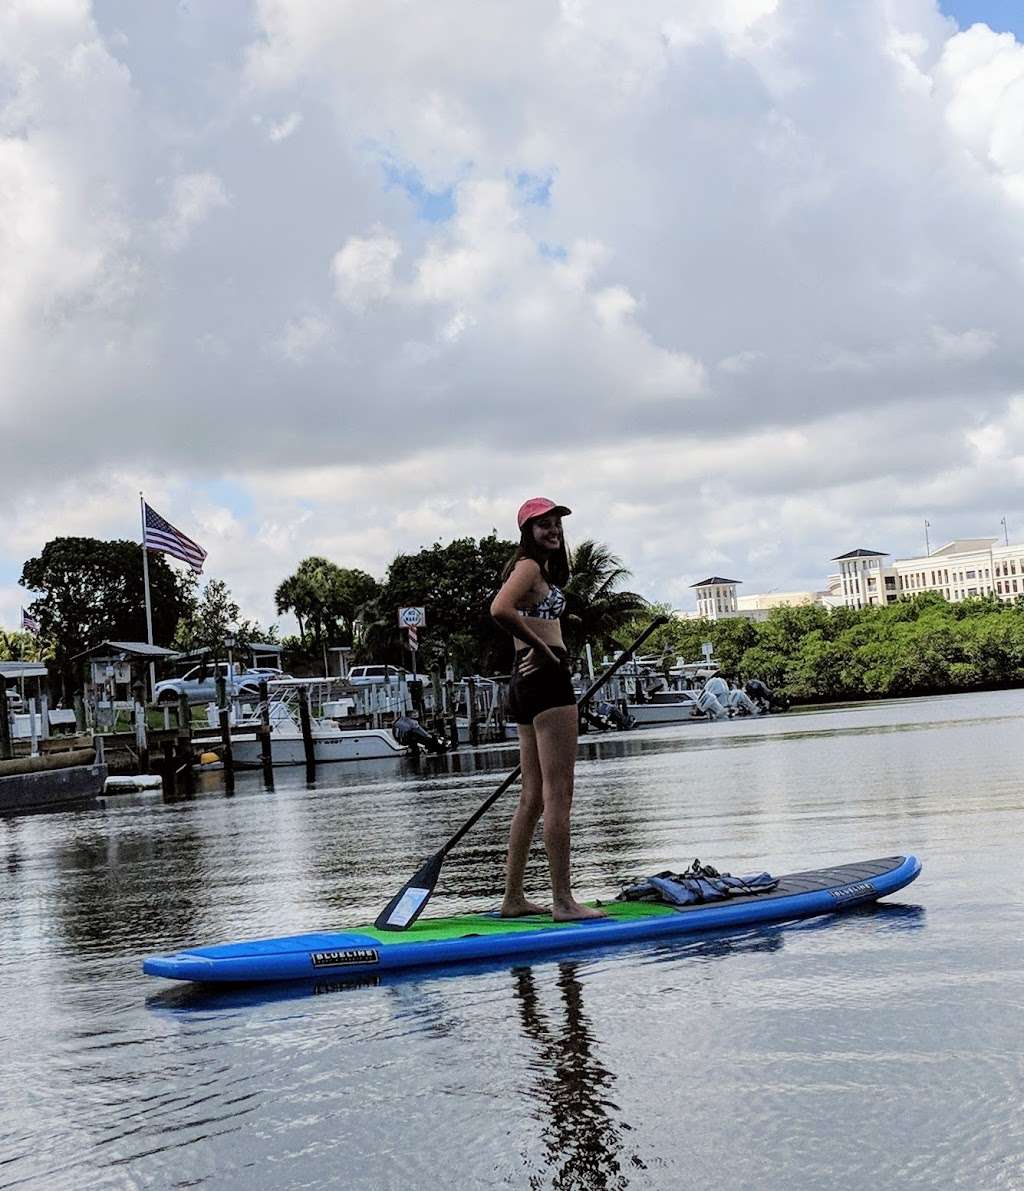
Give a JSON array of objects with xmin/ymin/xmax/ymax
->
[{"xmin": 374, "ymin": 615, "xmax": 670, "ymax": 930}]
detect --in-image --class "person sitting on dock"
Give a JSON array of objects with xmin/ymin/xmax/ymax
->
[{"xmin": 490, "ymin": 497, "xmax": 606, "ymax": 922}]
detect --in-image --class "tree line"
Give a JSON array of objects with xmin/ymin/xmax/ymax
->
[
  {"xmin": 614, "ymin": 591, "xmax": 1024, "ymax": 700},
  {"xmin": 6, "ymin": 533, "xmax": 646, "ymax": 691},
  {"xmin": 10, "ymin": 535, "xmax": 1024, "ymax": 700}
]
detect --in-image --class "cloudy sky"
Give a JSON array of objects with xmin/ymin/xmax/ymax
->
[{"xmin": 3, "ymin": 0, "xmax": 1024, "ymax": 633}]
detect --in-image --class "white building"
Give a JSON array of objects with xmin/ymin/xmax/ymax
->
[
  {"xmin": 687, "ymin": 578, "xmax": 833, "ymax": 622},
  {"xmin": 691, "ymin": 577, "xmax": 743, "ymax": 621},
  {"xmin": 833, "ymin": 538, "xmax": 1024, "ymax": 608}
]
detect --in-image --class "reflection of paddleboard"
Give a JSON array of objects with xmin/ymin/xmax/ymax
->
[{"xmin": 143, "ymin": 855, "xmax": 920, "ymax": 985}]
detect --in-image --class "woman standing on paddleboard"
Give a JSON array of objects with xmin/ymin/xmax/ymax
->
[{"xmin": 490, "ymin": 498, "xmax": 606, "ymax": 922}]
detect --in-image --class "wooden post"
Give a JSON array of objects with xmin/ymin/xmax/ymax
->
[
  {"xmin": 162, "ymin": 738, "xmax": 176, "ymax": 797},
  {"xmin": 28, "ymin": 698, "xmax": 39, "ymax": 757},
  {"xmin": 298, "ymin": 686, "xmax": 316, "ymax": 771},
  {"xmin": 176, "ymin": 693, "xmax": 194, "ymax": 796},
  {"xmin": 0, "ymin": 683, "xmax": 12, "ymax": 761},
  {"xmin": 258, "ymin": 679, "xmax": 274, "ymax": 785},
  {"xmin": 215, "ymin": 674, "xmax": 234, "ymax": 792},
  {"xmin": 94, "ymin": 731, "xmax": 105, "ymax": 766},
  {"xmin": 467, "ymin": 678, "xmax": 479, "ymax": 747},
  {"xmin": 73, "ymin": 694, "xmax": 86, "ymax": 733},
  {"xmin": 39, "ymin": 694, "xmax": 50, "ymax": 741},
  {"xmin": 134, "ymin": 700, "xmax": 149, "ymax": 772},
  {"xmin": 445, "ymin": 678, "xmax": 458, "ymax": 748}
]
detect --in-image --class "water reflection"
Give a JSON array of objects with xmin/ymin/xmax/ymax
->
[{"xmin": 512, "ymin": 962, "xmax": 645, "ymax": 1191}]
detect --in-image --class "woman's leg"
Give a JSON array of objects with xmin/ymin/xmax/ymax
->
[
  {"xmin": 533, "ymin": 704, "xmax": 606, "ymax": 921},
  {"xmin": 501, "ymin": 725, "xmax": 547, "ymax": 916}
]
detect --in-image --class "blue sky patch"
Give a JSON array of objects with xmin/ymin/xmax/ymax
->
[
  {"xmin": 940, "ymin": 0, "xmax": 1024, "ymax": 38},
  {"xmin": 538, "ymin": 241, "xmax": 567, "ymax": 261},
  {"xmin": 513, "ymin": 171, "xmax": 554, "ymax": 206},
  {"xmin": 379, "ymin": 155, "xmax": 457, "ymax": 222}
]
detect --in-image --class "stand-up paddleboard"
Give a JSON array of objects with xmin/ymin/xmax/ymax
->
[{"xmin": 143, "ymin": 855, "xmax": 920, "ymax": 985}]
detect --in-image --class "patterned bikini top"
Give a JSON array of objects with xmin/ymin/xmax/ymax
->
[{"xmin": 518, "ymin": 583, "xmax": 566, "ymax": 620}]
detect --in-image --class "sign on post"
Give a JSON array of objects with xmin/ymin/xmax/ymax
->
[
  {"xmin": 701, "ymin": 642, "xmax": 714, "ymax": 659},
  {"xmin": 398, "ymin": 607, "xmax": 426, "ymax": 628}
]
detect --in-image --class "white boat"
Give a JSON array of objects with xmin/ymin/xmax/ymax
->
[
  {"xmin": 627, "ymin": 688, "xmax": 703, "ymax": 725},
  {"xmin": 230, "ymin": 724, "xmax": 407, "ymax": 767},
  {"xmin": 229, "ymin": 680, "xmax": 408, "ymax": 767},
  {"xmin": 623, "ymin": 661, "xmax": 731, "ymax": 725}
]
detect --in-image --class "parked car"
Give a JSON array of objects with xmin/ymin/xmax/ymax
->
[
  {"xmin": 153, "ymin": 663, "xmax": 288, "ymax": 705},
  {"xmin": 347, "ymin": 664, "xmax": 412, "ymax": 686}
]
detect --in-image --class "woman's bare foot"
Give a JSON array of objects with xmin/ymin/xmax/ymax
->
[
  {"xmin": 552, "ymin": 900, "xmax": 608, "ymax": 922},
  {"xmin": 500, "ymin": 897, "xmax": 548, "ymax": 918}
]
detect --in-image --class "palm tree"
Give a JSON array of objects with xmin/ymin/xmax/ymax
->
[{"xmin": 563, "ymin": 540, "xmax": 649, "ymax": 655}]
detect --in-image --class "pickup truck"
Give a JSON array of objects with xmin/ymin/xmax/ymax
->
[{"xmin": 153, "ymin": 663, "xmax": 287, "ymax": 705}]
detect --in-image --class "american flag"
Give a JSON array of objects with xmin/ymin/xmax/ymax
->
[
  {"xmin": 143, "ymin": 502, "xmax": 207, "ymax": 574},
  {"xmin": 21, "ymin": 608, "xmax": 40, "ymax": 635}
]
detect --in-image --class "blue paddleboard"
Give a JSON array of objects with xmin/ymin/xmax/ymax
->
[{"xmin": 143, "ymin": 855, "xmax": 920, "ymax": 985}]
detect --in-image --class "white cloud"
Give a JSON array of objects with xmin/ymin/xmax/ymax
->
[
  {"xmin": 331, "ymin": 226, "xmax": 401, "ymax": 310},
  {"xmin": 273, "ymin": 313, "xmax": 332, "ymax": 362},
  {"xmin": 268, "ymin": 111, "xmax": 302, "ymax": 142},
  {"xmin": 4, "ymin": 0, "xmax": 1024, "ymax": 631},
  {"xmin": 158, "ymin": 172, "xmax": 230, "ymax": 252}
]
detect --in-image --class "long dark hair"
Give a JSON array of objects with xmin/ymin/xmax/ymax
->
[{"xmin": 501, "ymin": 521, "xmax": 570, "ymax": 586}]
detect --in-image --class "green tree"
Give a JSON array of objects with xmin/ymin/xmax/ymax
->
[
  {"xmin": 173, "ymin": 578, "xmax": 276, "ymax": 658},
  {"xmin": 275, "ymin": 559, "xmax": 380, "ymax": 666},
  {"xmin": 0, "ymin": 628, "xmax": 51, "ymax": 664},
  {"xmin": 358, "ymin": 534, "xmax": 514, "ymax": 674},
  {"xmin": 562, "ymin": 540, "xmax": 648, "ymax": 657},
  {"xmin": 19, "ymin": 537, "xmax": 195, "ymax": 694}
]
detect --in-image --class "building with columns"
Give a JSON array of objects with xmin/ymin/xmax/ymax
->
[
  {"xmin": 833, "ymin": 538, "xmax": 1024, "ymax": 608},
  {"xmin": 690, "ymin": 577, "xmax": 742, "ymax": 621}
]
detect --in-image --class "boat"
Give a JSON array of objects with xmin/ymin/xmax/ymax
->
[
  {"xmin": 143, "ymin": 854, "xmax": 921, "ymax": 984},
  {"xmin": 227, "ymin": 679, "xmax": 407, "ymax": 767},
  {"xmin": 624, "ymin": 661, "xmax": 718, "ymax": 725}
]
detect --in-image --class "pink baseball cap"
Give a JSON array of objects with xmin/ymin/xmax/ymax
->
[{"xmin": 517, "ymin": 497, "xmax": 572, "ymax": 529}]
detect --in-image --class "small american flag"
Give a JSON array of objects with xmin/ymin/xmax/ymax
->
[
  {"xmin": 21, "ymin": 608, "xmax": 40, "ymax": 635},
  {"xmin": 143, "ymin": 502, "xmax": 207, "ymax": 574}
]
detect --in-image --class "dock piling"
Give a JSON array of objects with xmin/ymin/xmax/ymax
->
[
  {"xmin": 467, "ymin": 678, "xmax": 479, "ymax": 747},
  {"xmin": 258, "ymin": 679, "xmax": 274, "ymax": 785},
  {"xmin": 297, "ymin": 687, "xmax": 316, "ymax": 772},
  {"xmin": 0, "ymin": 685, "xmax": 12, "ymax": 761},
  {"xmin": 161, "ymin": 738, "xmax": 176, "ymax": 796},
  {"xmin": 133, "ymin": 700, "xmax": 149, "ymax": 772},
  {"xmin": 176, "ymin": 693, "xmax": 195, "ymax": 795},
  {"xmin": 445, "ymin": 677, "xmax": 457, "ymax": 748},
  {"xmin": 215, "ymin": 675, "xmax": 235, "ymax": 792}
]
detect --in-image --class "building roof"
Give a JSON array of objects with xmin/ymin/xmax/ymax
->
[
  {"xmin": 927, "ymin": 538, "xmax": 998, "ymax": 557},
  {"xmin": 691, "ymin": 577, "xmax": 742, "ymax": 587},
  {"xmin": 831, "ymin": 548, "xmax": 889, "ymax": 560},
  {"xmin": 71, "ymin": 641, "xmax": 180, "ymax": 662},
  {"xmin": 0, "ymin": 661, "xmax": 49, "ymax": 680}
]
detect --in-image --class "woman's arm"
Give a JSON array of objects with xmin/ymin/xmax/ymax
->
[{"xmin": 490, "ymin": 560, "xmax": 562, "ymax": 662}]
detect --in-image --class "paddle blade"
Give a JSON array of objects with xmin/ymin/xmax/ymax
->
[{"xmin": 374, "ymin": 852, "xmax": 444, "ymax": 931}]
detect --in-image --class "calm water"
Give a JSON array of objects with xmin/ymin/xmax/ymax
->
[{"xmin": 2, "ymin": 690, "xmax": 1022, "ymax": 1190}]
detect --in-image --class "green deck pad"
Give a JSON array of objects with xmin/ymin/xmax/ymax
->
[{"xmin": 360, "ymin": 899, "xmax": 678, "ymax": 946}]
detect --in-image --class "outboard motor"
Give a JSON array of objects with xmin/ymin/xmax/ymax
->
[
  {"xmin": 727, "ymin": 685, "xmax": 760, "ymax": 716},
  {"xmin": 695, "ymin": 687, "xmax": 727, "ymax": 720},
  {"xmin": 392, "ymin": 715, "xmax": 448, "ymax": 754},
  {"xmin": 744, "ymin": 679, "xmax": 790, "ymax": 714}
]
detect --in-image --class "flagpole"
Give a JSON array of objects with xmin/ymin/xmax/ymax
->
[{"xmin": 141, "ymin": 493, "xmax": 157, "ymax": 699}]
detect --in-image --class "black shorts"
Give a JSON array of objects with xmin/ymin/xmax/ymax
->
[{"xmin": 508, "ymin": 649, "xmax": 576, "ymax": 725}]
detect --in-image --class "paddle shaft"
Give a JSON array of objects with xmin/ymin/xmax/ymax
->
[{"xmin": 435, "ymin": 615, "xmax": 669, "ymax": 862}]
